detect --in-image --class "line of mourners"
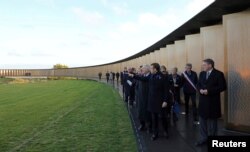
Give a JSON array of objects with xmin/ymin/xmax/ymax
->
[{"xmin": 100, "ymin": 58, "xmax": 226, "ymax": 146}]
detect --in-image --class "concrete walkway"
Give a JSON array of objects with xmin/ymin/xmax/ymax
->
[{"xmin": 92, "ymin": 79, "xmax": 243, "ymax": 152}]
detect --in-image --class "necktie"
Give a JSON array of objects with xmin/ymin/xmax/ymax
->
[{"xmin": 206, "ymin": 72, "xmax": 210, "ymax": 80}]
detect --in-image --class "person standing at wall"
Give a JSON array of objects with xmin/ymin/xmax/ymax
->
[
  {"xmin": 181, "ymin": 63, "xmax": 199, "ymax": 124},
  {"xmin": 161, "ymin": 65, "xmax": 172, "ymax": 118},
  {"xmin": 195, "ymin": 59, "xmax": 227, "ymax": 146},
  {"xmin": 169, "ymin": 67, "xmax": 182, "ymax": 122},
  {"xmin": 160, "ymin": 65, "xmax": 169, "ymax": 76},
  {"xmin": 98, "ymin": 72, "xmax": 102, "ymax": 81},
  {"xmin": 112, "ymin": 72, "xmax": 115, "ymax": 83},
  {"xmin": 116, "ymin": 72, "xmax": 120, "ymax": 83},
  {"xmin": 121, "ymin": 67, "xmax": 128, "ymax": 101},
  {"xmin": 123, "ymin": 67, "xmax": 136, "ymax": 106},
  {"xmin": 106, "ymin": 71, "xmax": 110, "ymax": 83},
  {"xmin": 120, "ymin": 67, "xmax": 127, "ymax": 86},
  {"xmin": 135, "ymin": 66, "xmax": 142, "ymax": 107}
]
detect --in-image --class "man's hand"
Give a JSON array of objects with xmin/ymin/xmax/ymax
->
[
  {"xmin": 203, "ymin": 89, "xmax": 208, "ymax": 95},
  {"xmin": 162, "ymin": 102, "xmax": 167, "ymax": 108},
  {"xmin": 200, "ymin": 89, "xmax": 208, "ymax": 95},
  {"xmin": 128, "ymin": 73, "xmax": 134, "ymax": 77},
  {"xmin": 200, "ymin": 89, "xmax": 204, "ymax": 94},
  {"xmin": 174, "ymin": 84, "xmax": 179, "ymax": 87}
]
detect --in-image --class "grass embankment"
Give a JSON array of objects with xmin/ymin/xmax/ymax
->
[{"xmin": 0, "ymin": 79, "xmax": 136, "ymax": 152}]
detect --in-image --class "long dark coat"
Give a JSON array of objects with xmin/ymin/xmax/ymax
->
[
  {"xmin": 197, "ymin": 69, "xmax": 227, "ymax": 119},
  {"xmin": 135, "ymin": 72, "xmax": 170, "ymax": 113},
  {"xmin": 169, "ymin": 74, "xmax": 182, "ymax": 102},
  {"xmin": 123, "ymin": 73, "xmax": 136, "ymax": 97},
  {"xmin": 137, "ymin": 74, "xmax": 150, "ymax": 121}
]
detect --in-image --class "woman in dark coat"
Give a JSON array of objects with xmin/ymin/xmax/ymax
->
[{"xmin": 169, "ymin": 67, "xmax": 182, "ymax": 122}]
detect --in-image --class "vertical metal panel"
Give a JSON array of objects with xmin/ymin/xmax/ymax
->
[
  {"xmin": 154, "ymin": 50, "xmax": 161, "ymax": 64},
  {"xmin": 175, "ymin": 40, "xmax": 186, "ymax": 72},
  {"xmin": 161, "ymin": 47, "xmax": 168, "ymax": 68},
  {"xmin": 167, "ymin": 44, "xmax": 176, "ymax": 70},
  {"xmin": 185, "ymin": 34, "xmax": 202, "ymax": 73},
  {"xmin": 224, "ymin": 10, "xmax": 250, "ymax": 133},
  {"xmin": 201, "ymin": 25, "xmax": 224, "ymax": 72}
]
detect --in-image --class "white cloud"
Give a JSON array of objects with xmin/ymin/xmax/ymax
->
[
  {"xmin": 100, "ymin": 0, "xmax": 108, "ymax": 6},
  {"xmin": 71, "ymin": 7, "xmax": 104, "ymax": 26},
  {"xmin": 119, "ymin": 22, "xmax": 137, "ymax": 33},
  {"xmin": 112, "ymin": 5, "xmax": 129, "ymax": 16},
  {"xmin": 100, "ymin": 0, "xmax": 129, "ymax": 16},
  {"xmin": 186, "ymin": 0, "xmax": 215, "ymax": 14},
  {"xmin": 35, "ymin": 0, "xmax": 56, "ymax": 8}
]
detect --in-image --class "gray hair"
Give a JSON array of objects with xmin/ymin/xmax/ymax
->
[{"xmin": 142, "ymin": 64, "xmax": 150, "ymax": 72}]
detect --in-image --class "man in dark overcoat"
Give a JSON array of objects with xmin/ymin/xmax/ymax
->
[
  {"xmin": 131, "ymin": 63, "xmax": 170, "ymax": 141},
  {"xmin": 195, "ymin": 59, "xmax": 226, "ymax": 146},
  {"xmin": 136, "ymin": 65, "xmax": 151, "ymax": 132}
]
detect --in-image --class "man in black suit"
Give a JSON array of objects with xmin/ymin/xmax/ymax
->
[
  {"xmin": 130, "ymin": 63, "xmax": 170, "ymax": 141},
  {"xmin": 195, "ymin": 59, "xmax": 227, "ymax": 146},
  {"xmin": 121, "ymin": 67, "xmax": 128, "ymax": 101},
  {"xmin": 105, "ymin": 71, "xmax": 110, "ymax": 83},
  {"xmin": 111, "ymin": 72, "xmax": 115, "ymax": 83},
  {"xmin": 123, "ymin": 67, "xmax": 136, "ymax": 106},
  {"xmin": 98, "ymin": 72, "xmax": 102, "ymax": 81},
  {"xmin": 116, "ymin": 72, "xmax": 120, "ymax": 83},
  {"xmin": 181, "ymin": 63, "xmax": 198, "ymax": 123}
]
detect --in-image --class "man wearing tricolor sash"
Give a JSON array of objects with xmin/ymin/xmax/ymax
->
[{"xmin": 181, "ymin": 63, "xmax": 198, "ymax": 124}]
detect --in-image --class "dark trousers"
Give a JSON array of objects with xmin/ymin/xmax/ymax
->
[
  {"xmin": 151, "ymin": 108, "xmax": 168, "ymax": 135},
  {"xmin": 184, "ymin": 93, "xmax": 197, "ymax": 120},
  {"xmin": 139, "ymin": 111, "xmax": 152, "ymax": 129},
  {"xmin": 106, "ymin": 78, "xmax": 109, "ymax": 83},
  {"xmin": 124, "ymin": 93, "xmax": 129, "ymax": 102},
  {"xmin": 128, "ymin": 93, "xmax": 134, "ymax": 106},
  {"xmin": 199, "ymin": 117, "xmax": 218, "ymax": 142}
]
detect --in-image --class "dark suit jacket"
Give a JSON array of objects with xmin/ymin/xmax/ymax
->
[
  {"xmin": 106, "ymin": 73, "xmax": 110, "ymax": 79},
  {"xmin": 123, "ymin": 73, "xmax": 136, "ymax": 96},
  {"xmin": 169, "ymin": 74, "xmax": 182, "ymax": 102},
  {"xmin": 116, "ymin": 72, "xmax": 120, "ymax": 80},
  {"xmin": 181, "ymin": 71, "xmax": 198, "ymax": 94},
  {"xmin": 137, "ymin": 74, "xmax": 150, "ymax": 120},
  {"xmin": 197, "ymin": 69, "xmax": 227, "ymax": 119}
]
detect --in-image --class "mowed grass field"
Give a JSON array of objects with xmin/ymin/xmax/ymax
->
[{"xmin": 0, "ymin": 79, "xmax": 136, "ymax": 152}]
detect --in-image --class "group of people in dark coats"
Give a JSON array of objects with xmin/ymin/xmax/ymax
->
[
  {"xmin": 121, "ymin": 63, "xmax": 171, "ymax": 140},
  {"xmin": 119, "ymin": 58, "xmax": 226, "ymax": 145},
  {"xmin": 104, "ymin": 71, "xmax": 120, "ymax": 83}
]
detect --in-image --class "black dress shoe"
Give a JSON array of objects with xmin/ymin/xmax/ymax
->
[
  {"xmin": 173, "ymin": 116, "xmax": 178, "ymax": 122},
  {"xmin": 147, "ymin": 128, "xmax": 152, "ymax": 134},
  {"xmin": 151, "ymin": 134, "xmax": 158, "ymax": 141},
  {"xmin": 195, "ymin": 140, "xmax": 207, "ymax": 146},
  {"xmin": 163, "ymin": 131, "xmax": 169, "ymax": 139},
  {"xmin": 138, "ymin": 125, "xmax": 145, "ymax": 131}
]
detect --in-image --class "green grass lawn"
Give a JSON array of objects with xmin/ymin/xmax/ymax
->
[{"xmin": 0, "ymin": 79, "xmax": 136, "ymax": 152}]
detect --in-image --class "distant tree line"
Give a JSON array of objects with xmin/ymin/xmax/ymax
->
[{"xmin": 53, "ymin": 64, "xmax": 68, "ymax": 69}]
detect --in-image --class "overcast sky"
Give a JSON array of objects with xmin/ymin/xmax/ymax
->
[{"xmin": 0, "ymin": 0, "xmax": 214, "ymax": 69}]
